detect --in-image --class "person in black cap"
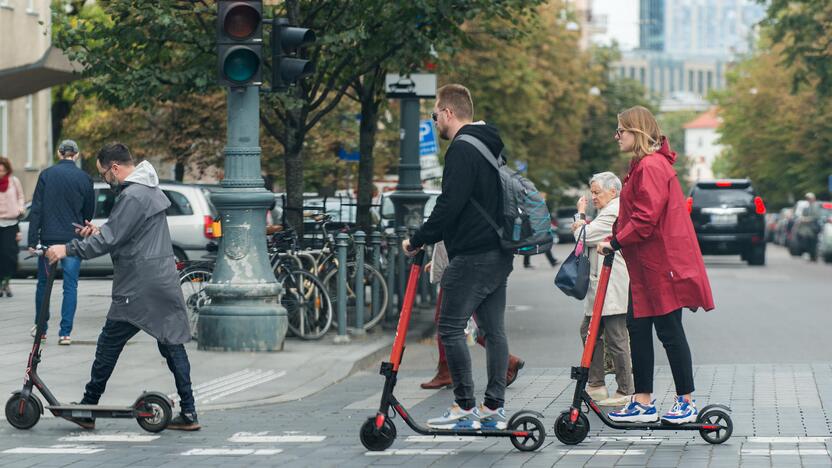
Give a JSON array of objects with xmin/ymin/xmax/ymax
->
[{"xmin": 27, "ymin": 139, "xmax": 95, "ymax": 346}]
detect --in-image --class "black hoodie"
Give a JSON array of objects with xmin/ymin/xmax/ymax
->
[{"xmin": 410, "ymin": 123, "xmax": 504, "ymax": 258}]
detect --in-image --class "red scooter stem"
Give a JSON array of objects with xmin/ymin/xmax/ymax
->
[
  {"xmin": 390, "ymin": 250, "xmax": 426, "ymax": 371},
  {"xmin": 580, "ymin": 253, "xmax": 615, "ymax": 368}
]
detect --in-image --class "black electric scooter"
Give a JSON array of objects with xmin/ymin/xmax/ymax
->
[
  {"xmin": 360, "ymin": 251, "xmax": 547, "ymax": 452},
  {"xmin": 554, "ymin": 252, "xmax": 733, "ymax": 445},
  {"xmin": 4, "ymin": 248, "xmax": 173, "ymax": 432}
]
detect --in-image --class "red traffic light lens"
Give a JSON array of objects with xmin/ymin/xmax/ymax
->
[
  {"xmin": 223, "ymin": 48, "xmax": 260, "ymax": 83},
  {"xmin": 224, "ymin": 4, "xmax": 261, "ymax": 40}
]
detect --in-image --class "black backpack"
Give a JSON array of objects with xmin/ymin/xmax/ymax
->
[{"xmin": 456, "ymin": 134, "xmax": 554, "ymax": 256}]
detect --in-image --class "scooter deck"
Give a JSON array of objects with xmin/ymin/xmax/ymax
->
[{"xmin": 46, "ymin": 405, "xmax": 138, "ymax": 418}]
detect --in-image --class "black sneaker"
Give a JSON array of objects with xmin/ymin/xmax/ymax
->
[{"xmin": 167, "ymin": 412, "xmax": 201, "ymax": 431}]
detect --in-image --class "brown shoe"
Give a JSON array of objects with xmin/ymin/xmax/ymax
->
[
  {"xmin": 421, "ymin": 360, "xmax": 451, "ymax": 389},
  {"xmin": 506, "ymin": 355, "xmax": 525, "ymax": 387}
]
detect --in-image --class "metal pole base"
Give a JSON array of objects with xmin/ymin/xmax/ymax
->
[
  {"xmin": 333, "ymin": 335, "xmax": 352, "ymax": 345},
  {"xmin": 198, "ymin": 302, "xmax": 287, "ymax": 352}
]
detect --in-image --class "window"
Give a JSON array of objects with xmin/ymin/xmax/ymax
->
[
  {"xmin": 25, "ymin": 95, "xmax": 33, "ymax": 168},
  {"xmin": 163, "ymin": 190, "xmax": 194, "ymax": 216},
  {"xmin": 27, "ymin": 0, "xmax": 35, "ymax": 14},
  {"xmin": 0, "ymin": 0, "xmax": 12, "ymax": 9},
  {"xmin": 0, "ymin": 101, "xmax": 7, "ymax": 157},
  {"xmin": 94, "ymin": 189, "xmax": 116, "ymax": 219},
  {"xmin": 688, "ymin": 70, "xmax": 694, "ymax": 92}
]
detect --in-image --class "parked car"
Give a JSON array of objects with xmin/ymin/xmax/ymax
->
[
  {"xmin": 764, "ymin": 212, "xmax": 780, "ymax": 242},
  {"xmin": 790, "ymin": 200, "xmax": 832, "ymax": 261},
  {"xmin": 17, "ymin": 181, "xmax": 219, "ymax": 276},
  {"xmin": 774, "ymin": 208, "xmax": 794, "ymax": 246},
  {"xmin": 379, "ymin": 190, "xmax": 440, "ymax": 233},
  {"xmin": 816, "ymin": 202, "xmax": 832, "ymax": 264},
  {"xmin": 552, "ymin": 207, "xmax": 578, "ymax": 243},
  {"xmin": 687, "ymin": 179, "xmax": 766, "ymax": 266}
]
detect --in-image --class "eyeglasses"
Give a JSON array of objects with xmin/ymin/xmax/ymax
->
[
  {"xmin": 431, "ymin": 108, "xmax": 447, "ymax": 122},
  {"xmin": 99, "ymin": 163, "xmax": 117, "ymax": 179},
  {"xmin": 614, "ymin": 127, "xmax": 627, "ymax": 139}
]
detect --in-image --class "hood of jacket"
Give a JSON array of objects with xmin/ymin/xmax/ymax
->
[
  {"xmin": 124, "ymin": 160, "xmax": 160, "ymax": 188},
  {"xmin": 656, "ymin": 136, "xmax": 676, "ymax": 164},
  {"xmin": 455, "ymin": 122, "xmax": 505, "ymax": 163}
]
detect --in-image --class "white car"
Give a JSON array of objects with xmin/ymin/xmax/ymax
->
[{"xmin": 17, "ymin": 181, "xmax": 219, "ymax": 276}]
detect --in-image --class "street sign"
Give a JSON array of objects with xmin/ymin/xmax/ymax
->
[
  {"xmin": 337, "ymin": 147, "xmax": 360, "ymax": 162},
  {"xmin": 419, "ymin": 119, "xmax": 438, "ymax": 157},
  {"xmin": 421, "ymin": 155, "xmax": 442, "ymax": 180},
  {"xmin": 385, "ymin": 73, "xmax": 436, "ymax": 98}
]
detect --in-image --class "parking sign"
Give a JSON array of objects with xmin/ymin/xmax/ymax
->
[{"xmin": 419, "ymin": 120, "xmax": 438, "ymax": 157}]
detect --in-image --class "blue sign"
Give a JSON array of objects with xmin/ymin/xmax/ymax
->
[
  {"xmin": 828, "ymin": 174, "xmax": 832, "ymax": 194},
  {"xmin": 337, "ymin": 147, "xmax": 360, "ymax": 162},
  {"xmin": 419, "ymin": 120, "xmax": 438, "ymax": 157}
]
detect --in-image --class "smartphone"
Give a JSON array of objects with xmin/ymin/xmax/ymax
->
[{"xmin": 72, "ymin": 222, "xmax": 84, "ymax": 229}]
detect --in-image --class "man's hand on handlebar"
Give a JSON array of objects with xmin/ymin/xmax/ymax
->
[{"xmin": 401, "ymin": 239, "xmax": 421, "ymax": 258}]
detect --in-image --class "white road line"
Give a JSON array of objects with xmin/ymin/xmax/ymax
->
[
  {"xmin": 229, "ymin": 432, "xmax": 326, "ymax": 443},
  {"xmin": 3, "ymin": 445, "xmax": 105, "ymax": 454},
  {"xmin": 182, "ymin": 448, "xmax": 283, "ymax": 456},
  {"xmin": 366, "ymin": 449, "xmax": 456, "ymax": 456},
  {"xmin": 404, "ymin": 435, "xmax": 485, "ymax": 443},
  {"xmin": 743, "ymin": 449, "xmax": 830, "ymax": 456},
  {"xmin": 59, "ymin": 433, "xmax": 160, "ymax": 443},
  {"xmin": 559, "ymin": 449, "xmax": 646, "ymax": 456},
  {"xmin": 169, "ymin": 369, "xmax": 255, "ymax": 400},
  {"xmin": 199, "ymin": 371, "xmax": 286, "ymax": 403},
  {"xmin": 747, "ymin": 437, "xmax": 831, "ymax": 444}
]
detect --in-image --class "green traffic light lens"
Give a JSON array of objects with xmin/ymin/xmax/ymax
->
[{"xmin": 223, "ymin": 48, "xmax": 260, "ymax": 83}]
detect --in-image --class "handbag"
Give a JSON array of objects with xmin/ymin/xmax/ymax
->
[{"xmin": 554, "ymin": 225, "xmax": 590, "ymax": 300}]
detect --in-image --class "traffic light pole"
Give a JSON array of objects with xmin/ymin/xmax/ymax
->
[
  {"xmin": 198, "ymin": 86, "xmax": 287, "ymax": 352},
  {"xmin": 390, "ymin": 97, "xmax": 429, "ymax": 229}
]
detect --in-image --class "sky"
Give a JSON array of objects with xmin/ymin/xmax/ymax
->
[{"xmin": 591, "ymin": 0, "xmax": 639, "ymax": 51}]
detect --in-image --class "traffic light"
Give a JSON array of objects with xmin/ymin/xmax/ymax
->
[
  {"xmin": 272, "ymin": 18, "xmax": 316, "ymax": 91},
  {"xmin": 217, "ymin": 1, "xmax": 263, "ymax": 87}
]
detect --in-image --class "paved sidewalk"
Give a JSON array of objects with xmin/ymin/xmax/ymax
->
[{"xmin": 0, "ymin": 278, "xmax": 433, "ymax": 413}]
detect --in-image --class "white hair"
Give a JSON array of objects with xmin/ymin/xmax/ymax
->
[{"xmin": 590, "ymin": 171, "xmax": 622, "ymax": 195}]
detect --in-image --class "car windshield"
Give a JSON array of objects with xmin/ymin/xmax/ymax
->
[{"xmin": 693, "ymin": 188, "xmax": 754, "ymax": 207}]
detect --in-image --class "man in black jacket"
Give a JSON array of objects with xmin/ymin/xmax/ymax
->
[
  {"xmin": 402, "ymin": 84, "xmax": 514, "ymax": 430},
  {"xmin": 28, "ymin": 140, "xmax": 95, "ymax": 345}
]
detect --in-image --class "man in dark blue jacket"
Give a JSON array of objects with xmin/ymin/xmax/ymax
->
[{"xmin": 28, "ymin": 140, "xmax": 95, "ymax": 345}]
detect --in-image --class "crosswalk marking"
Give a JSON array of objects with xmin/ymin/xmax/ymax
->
[
  {"xmin": 743, "ymin": 449, "xmax": 829, "ymax": 456},
  {"xmin": 169, "ymin": 369, "xmax": 287, "ymax": 404},
  {"xmin": 366, "ymin": 449, "xmax": 457, "ymax": 456},
  {"xmin": 559, "ymin": 449, "xmax": 646, "ymax": 456},
  {"xmin": 746, "ymin": 436, "xmax": 831, "ymax": 444},
  {"xmin": 182, "ymin": 448, "xmax": 283, "ymax": 456},
  {"xmin": 3, "ymin": 445, "xmax": 105, "ymax": 454},
  {"xmin": 229, "ymin": 432, "xmax": 326, "ymax": 443},
  {"xmin": 59, "ymin": 432, "xmax": 159, "ymax": 443}
]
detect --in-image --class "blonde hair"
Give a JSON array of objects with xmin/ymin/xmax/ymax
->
[
  {"xmin": 618, "ymin": 106, "xmax": 662, "ymax": 157},
  {"xmin": 437, "ymin": 84, "xmax": 474, "ymax": 121}
]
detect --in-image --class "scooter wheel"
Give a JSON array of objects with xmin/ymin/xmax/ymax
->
[
  {"xmin": 360, "ymin": 417, "xmax": 396, "ymax": 451},
  {"xmin": 697, "ymin": 408, "xmax": 733, "ymax": 444},
  {"xmin": 554, "ymin": 411, "xmax": 589, "ymax": 445},
  {"xmin": 5, "ymin": 393, "xmax": 42, "ymax": 430},
  {"xmin": 509, "ymin": 414, "xmax": 547, "ymax": 452},
  {"xmin": 135, "ymin": 394, "xmax": 172, "ymax": 433}
]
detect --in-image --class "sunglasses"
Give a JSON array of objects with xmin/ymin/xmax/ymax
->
[{"xmin": 431, "ymin": 108, "xmax": 447, "ymax": 122}]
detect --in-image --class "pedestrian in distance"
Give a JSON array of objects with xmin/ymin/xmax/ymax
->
[
  {"xmin": 402, "ymin": 84, "xmax": 514, "ymax": 431},
  {"xmin": 27, "ymin": 140, "xmax": 95, "ymax": 345},
  {"xmin": 421, "ymin": 241, "xmax": 525, "ymax": 390},
  {"xmin": 570, "ymin": 171, "xmax": 633, "ymax": 407},
  {"xmin": 45, "ymin": 142, "xmax": 200, "ymax": 431},
  {"xmin": 0, "ymin": 156, "xmax": 25, "ymax": 297},
  {"xmin": 597, "ymin": 106, "xmax": 714, "ymax": 424}
]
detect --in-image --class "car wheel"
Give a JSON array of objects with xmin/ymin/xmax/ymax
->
[
  {"xmin": 824, "ymin": 253, "xmax": 832, "ymax": 264},
  {"xmin": 747, "ymin": 244, "xmax": 765, "ymax": 266}
]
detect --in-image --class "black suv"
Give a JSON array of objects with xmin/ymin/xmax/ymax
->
[{"xmin": 688, "ymin": 179, "xmax": 767, "ymax": 266}]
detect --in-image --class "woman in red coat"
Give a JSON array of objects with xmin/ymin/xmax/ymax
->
[{"xmin": 597, "ymin": 106, "xmax": 714, "ymax": 425}]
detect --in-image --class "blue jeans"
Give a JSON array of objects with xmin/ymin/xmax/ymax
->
[
  {"xmin": 81, "ymin": 319, "xmax": 196, "ymax": 413},
  {"xmin": 35, "ymin": 255, "xmax": 82, "ymax": 337}
]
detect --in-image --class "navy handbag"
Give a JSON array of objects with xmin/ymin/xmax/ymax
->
[{"xmin": 554, "ymin": 225, "xmax": 590, "ymax": 300}]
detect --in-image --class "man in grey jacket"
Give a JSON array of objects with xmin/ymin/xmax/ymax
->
[{"xmin": 46, "ymin": 143, "xmax": 199, "ymax": 431}]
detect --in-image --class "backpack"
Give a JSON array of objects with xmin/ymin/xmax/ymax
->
[{"xmin": 456, "ymin": 134, "xmax": 554, "ymax": 256}]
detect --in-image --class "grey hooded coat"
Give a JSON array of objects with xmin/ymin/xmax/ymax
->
[{"xmin": 66, "ymin": 161, "xmax": 191, "ymax": 345}]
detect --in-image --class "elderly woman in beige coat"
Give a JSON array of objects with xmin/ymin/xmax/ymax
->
[{"xmin": 572, "ymin": 171, "xmax": 633, "ymax": 406}]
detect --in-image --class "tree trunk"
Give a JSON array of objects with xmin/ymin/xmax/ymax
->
[
  {"xmin": 284, "ymin": 104, "xmax": 307, "ymax": 236},
  {"xmin": 51, "ymin": 89, "xmax": 73, "ymax": 153},
  {"xmin": 174, "ymin": 160, "xmax": 185, "ymax": 182},
  {"xmin": 356, "ymin": 80, "xmax": 382, "ymax": 233}
]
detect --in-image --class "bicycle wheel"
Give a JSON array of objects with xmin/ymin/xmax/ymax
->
[
  {"xmin": 179, "ymin": 267, "xmax": 212, "ymax": 341},
  {"xmin": 280, "ymin": 269, "xmax": 333, "ymax": 340},
  {"xmin": 323, "ymin": 262, "xmax": 388, "ymax": 331}
]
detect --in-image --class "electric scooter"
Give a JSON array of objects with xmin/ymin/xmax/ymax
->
[
  {"xmin": 554, "ymin": 252, "xmax": 733, "ymax": 445},
  {"xmin": 4, "ymin": 247, "xmax": 173, "ymax": 432},
  {"xmin": 360, "ymin": 251, "xmax": 547, "ymax": 452}
]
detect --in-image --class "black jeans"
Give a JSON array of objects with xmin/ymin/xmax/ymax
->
[
  {"xmin": 439, "ymin": 249, "xmax": 514, "ymax": 410},
  {"xmin": 626, "ymin": 294, "xmax": 695, "ymax": 396},
  {"xmin": 81, "ymin": 319, "xmax": 196, "ymax": 413}
]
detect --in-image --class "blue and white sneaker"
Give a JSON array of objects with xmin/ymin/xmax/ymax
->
[
  {"xmin": 427, "ymin": 404, "xmax": 481, "ymax": 430},
  {"xmin": 478, "ymin": 404, "xmax": 507, "ymax": 430},
  {"xmin": 608, "ymin": 397, "xmax": 659, "ymax": 423},
  {"xmin": 661, "ymin": 396, "xmax": 698, "ymax": 424}
]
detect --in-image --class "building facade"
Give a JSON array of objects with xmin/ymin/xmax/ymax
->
[
  {"xmin": 683, "ymin": 107, "xmax": 723, "ymax": 182},
  {"xmin": 0, "ymin": 0, "xmax": 54, "ymax": 199}
]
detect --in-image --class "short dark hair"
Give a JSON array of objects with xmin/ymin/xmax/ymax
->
[
  {"xmin": 97, "ymin": 142, "xmax": 134, "ymax": 167},
  {"xmin": 436, "ymin": 84, "xmax": 474, "ymax": 121}
]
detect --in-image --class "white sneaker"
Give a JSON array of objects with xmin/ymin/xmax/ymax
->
[
  {"xmin": 427, "ymin": 404, "xmax": 481, "ymax": 430},
  {"xmin": 661, "ymin": 396, "xmax": 698, "ymax": 424},
  {"xmin": 608, "ymin": 397, "xmax": 659, "ymax": 423},
  {"xmin": 478, "ymin": 404, "xmax": 507, "ymax": 430}
]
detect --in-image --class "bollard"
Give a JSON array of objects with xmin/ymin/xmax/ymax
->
[
  {"xmin": 334, "ymin": 233, "xmax": 350, "ymax": 344},
  {"xmin": 396, "ymin": 226, "xmax": 408, "ymax": 314},
  {"xmin": 385, "ymin": 232, "xmax": 397, "ymax": 328},
  {"xmin": 353, "ymin": 231, "xmax": 366, "ymax": 335},
  {"xmin": 370, "ymin": 231, "xmax": 382, "ymax": 328}
]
